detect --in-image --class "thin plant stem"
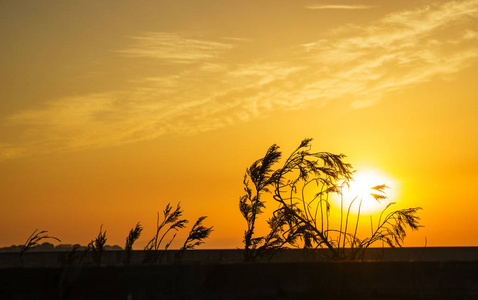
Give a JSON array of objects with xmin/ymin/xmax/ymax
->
[
  {"xmin": 343, "ymin": 196, "xmax": 358, "ymax": 250},
  {"xmin": 352, "ymin": 198, "xmax": 363, "ymax": 249}
]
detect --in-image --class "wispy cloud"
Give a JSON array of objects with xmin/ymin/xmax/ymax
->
[
  {"xmin": 306, "ymin": 4, "xmax": 374, "ymax": 10},
  {"xmin": 119, "ymin": 32, "xmax": 233, "ymax": 64},
  {"xmin": 300, "ymin": 0, "xmax": 478, "ymax": 107},
  {"xmin": 0, "ymin": 61, "xmax": 305, "ymax": 159},
  {"xmin": 1, "ymin": 0, "xmax": 478, "ymax": 160}
]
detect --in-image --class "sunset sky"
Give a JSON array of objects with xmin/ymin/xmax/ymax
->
[{"xmin": 1, "ymin": 0, "xmax": 477, "ymax": 249}]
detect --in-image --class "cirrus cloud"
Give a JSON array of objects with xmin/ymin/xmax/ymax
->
[
  {"xmin": 306, "ymin": 4, "xmax": 375, "ymax": 10},
  {"xmin": 1, "ymin": 0, "xmax": 478, "ymax": 160}
]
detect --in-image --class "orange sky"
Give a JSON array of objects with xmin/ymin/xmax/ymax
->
[{"xmin": 1, "ymin": 0, "xmax": 477, "ymax": 249}]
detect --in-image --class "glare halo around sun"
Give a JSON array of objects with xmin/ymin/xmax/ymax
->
[{"xmin": 338, "ymin": 169, "xmax": 398, "ymax": 215}]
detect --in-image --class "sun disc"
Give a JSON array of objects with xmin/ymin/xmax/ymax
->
[{"xmin": 340, "ymin": 169, "xmax": 398, "ymax": 215}]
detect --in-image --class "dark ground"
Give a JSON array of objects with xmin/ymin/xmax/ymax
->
[{"xmin": 1, "ymin": 248, "xmax": 478, "ymax": 300}]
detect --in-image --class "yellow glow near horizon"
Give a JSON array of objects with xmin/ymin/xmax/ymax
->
[{"xmin": 339, "ymin": 169, "xmax": 398, "ymax": 215}]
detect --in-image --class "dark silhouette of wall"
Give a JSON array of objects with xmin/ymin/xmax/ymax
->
[
  {"xmin": 1, "ymin": 261, "xmax": 477, "ymax": 299},
  {"xmin": 2, "ymin": 247, "xmax": 478, "ymax": 267}
]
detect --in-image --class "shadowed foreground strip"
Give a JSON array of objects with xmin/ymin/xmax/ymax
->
[{"xmin": 1, "ymin": 261, "xmax": 477, "ymax": 299}]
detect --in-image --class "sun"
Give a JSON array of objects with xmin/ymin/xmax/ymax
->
[{"xmin": 339, "ymin": 169, "xmax": 398, "ymax": 215}]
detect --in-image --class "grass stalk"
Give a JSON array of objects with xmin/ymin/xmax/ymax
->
[
  {"xmin": 123, "ymin": 222, "xmax": 143, "ymax": 264},
  {"xmin": 20, "ymin": 229, "xmax": 60, "ymax": 266}
]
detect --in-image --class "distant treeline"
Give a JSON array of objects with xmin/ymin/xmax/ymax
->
[{"xmin": 0, "ymin": 242, "xmax": 122, "ymax": 253}]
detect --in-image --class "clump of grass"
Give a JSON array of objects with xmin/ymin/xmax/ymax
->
[
  {"xmin": 329, "ymin": 183, "xmax": 423, "ymax": 260},
  {"xmin": 123, "ymin": 222, "xmax": 143, "ymax": 264},
  {"xmin": 143, "ymin": 202, "xmax": 188, "ymax": 264},
  {"xmin": 175, "ymin": 216, "xmax": 213, "ymax": 263},
  {"xmin": 88, "ymin": 225, "xmax": 107, "ymax": 265},
  {"xmin": 356, "ymin": 204, "xmax": 423, "ymax": 260},
  {"xmin": 60, "ymin": 244, "xmax": 81, "ymax": 265},
  {"xmin": 239, "ymin": 138, "xmax": 422, "ymax": 261},
  {"xmin": 239, "ymin": 144, "xmax": 282, "ymax": 261},
  {"xmin": 20, "ymin": 229, "xmax": 60, "ymax": 266}
]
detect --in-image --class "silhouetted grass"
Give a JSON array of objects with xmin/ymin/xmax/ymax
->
[
  {"xmin": 20, "ymin": 229, "xmax": 60, "ymax": 266},
  {"xmin": 175, "ymin": 216, "xmax": 213, "ymax": 263},
  {"xmin": 123, "ymin": 222, "xmax": 143, "ymax": 264},
  {"xmin": 13, "ymin": 200, "xmax": 216, "ymax": 267},
  {"xmin": 143, "ymin": 203, "xmax": 188, "ymax": 264},
  {"xmin": 88, "ymin": 225, "xmax": 107, "ymax": 264},
  {"xmin": 239, "ymin": 138, "xmax": 422, "ymax": 261},
  {"xmin": 240, "ymin": 144, "xmax": 282, "ymax": 261},
  {"xmin": 13, "ymin": 139, "xmax": 422, "ymax": 266}
]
